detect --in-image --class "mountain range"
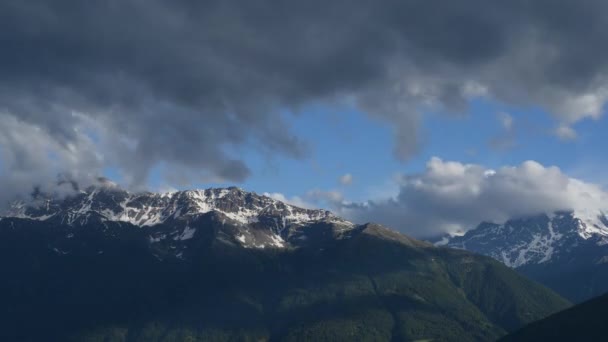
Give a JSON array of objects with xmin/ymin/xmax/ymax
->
[
  {"xmin": 444, "ymin": 211, "xmax": 608, "ymax": 302},
  {"xmin": 1, "ymin": 185, "xmax": 569, "ymax": 341},
  {"xmin": 6, "ymin": 185, "xmax": 353, "ymax": 252}
]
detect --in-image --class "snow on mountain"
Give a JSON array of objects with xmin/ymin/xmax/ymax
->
[
  {"xmin": 3, "ymin": 185, "xmax": 355, "ymax": 250},
  {"xmin": 5, "ymin": 186, "xmax": 345, "ymax": 227},
  {"xmin": 445, "ymin": 210, "xmax": 608, "ymax": 267}
]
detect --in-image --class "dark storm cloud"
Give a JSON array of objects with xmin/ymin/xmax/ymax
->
[{"xmin": 2, "ymin": 0, "xmax": 608, "ymax": 201}]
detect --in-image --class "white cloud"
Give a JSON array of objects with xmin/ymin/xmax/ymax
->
[
  {"xmin": 264, "ymin": 189, "xmax": 346, "ymax": 212},
  {"xmin": 337, "ymin": 157, "xmax": 608, "ymax": 238},
  {"xmin": 263, "ymin": 192, "xmax": 315, "ymax": 209},
  {"xmin": 339, "ymin": 173, "xmax": 353, "ymax": 185},
  {"xmin": 0, "ymin": 113, "xmax": 103, "ymax": 207},
  {"xmin": 554, "ymin": 124, "xmax": 578, "ymax": 141},
  {"xmin": 552, "ymin": 88, "xmax": 608, "ymax": 123},
  {"xmin": 488, "ymin": 112, "xmax": 518, "ymax": 150},
  {"xmin": 307, "ymin": 189, "xmax": 344, "ymax": 203},
  {"xmin": 498, "ymin": 112, "xmax": 514, "ymax": 131}
]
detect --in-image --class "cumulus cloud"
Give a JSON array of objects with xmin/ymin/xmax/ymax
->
[
  {"xmin": 3, "ymin": 0, "xmax": 608, "ymax": 202},
  {"xmin": 339, "ymin": 173, "xmax": 353, "ymax": 186},
  {"xmin": 338, "ymin": 157, "xmax": 608, "ymax": 238}
]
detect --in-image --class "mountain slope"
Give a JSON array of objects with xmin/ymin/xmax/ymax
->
[
  {"xmin": 0, "ymin": 186, "xmax": 570, "ymax": 341},
  {"xmin": 500, "ymin": 292, "xmax": 608, "ymax": 341},
  {"xmin": 445, "ymin": 212, "xmax": 608, "ymax": 302}
]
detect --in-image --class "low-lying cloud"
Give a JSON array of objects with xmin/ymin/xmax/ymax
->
[{"xmin": 339, "ymin": 158, "xmax": 608, "ymax": 238}]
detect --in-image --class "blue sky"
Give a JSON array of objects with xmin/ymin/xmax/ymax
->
[{"xmin": 135, "ymin": 98, "xmax": 608, "ymax": 207}]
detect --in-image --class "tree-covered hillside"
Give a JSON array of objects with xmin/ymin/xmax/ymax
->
[{"xmin": 0, "ymin": 217, "xmax": 569, "ymax": 341}]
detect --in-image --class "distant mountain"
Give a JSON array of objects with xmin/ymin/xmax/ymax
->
[
  {"xmin": 5, "ymin": 185, "xmax": 351, "ymax": 250},
  {"xmin": 445, "ymin": 211, "xmax": 608, "ymax": 302},
  {"xmin": 500, "ymin": 292, "xmax": 608, "ymax": 341},
  {"xmin": 1, "ymin": 186, "xmax": 569, "ymax": 341}
]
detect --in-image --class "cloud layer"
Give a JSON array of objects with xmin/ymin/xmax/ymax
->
[
  {"xmin": 3, "ymin": 1, "xmax": 608, "ymax": 202},
  {"xmin": 340, "ymin": 158, "xmax": 608, "ymax": 237}
]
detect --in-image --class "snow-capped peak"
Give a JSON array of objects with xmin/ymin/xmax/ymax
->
[
  {"xmin": 572, "ymin": 209, "xmax": 608, "ymax": 239},
  {"xmin": 445, "ymin": 210, "xmax": 608, "ymax": 268},
  {"xmin": 4, "ymin": 186, "xmax": 351, "ymax": 229}
]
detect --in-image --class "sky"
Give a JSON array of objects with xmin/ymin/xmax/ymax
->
[{"xmin": 2, "ymin": 0, "xmax": 608, "ymax": 237}]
